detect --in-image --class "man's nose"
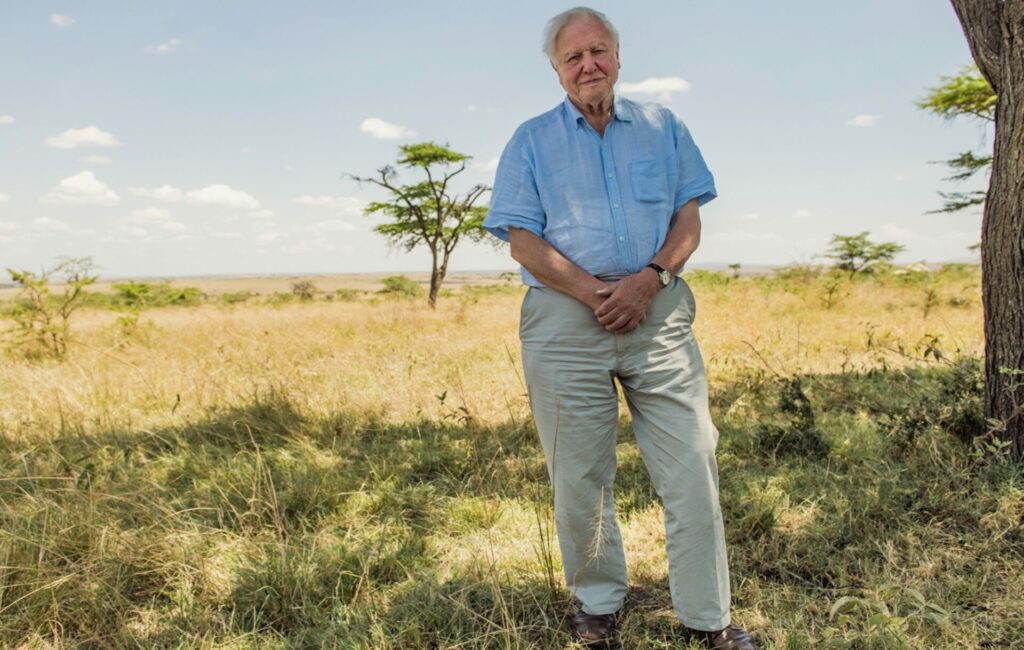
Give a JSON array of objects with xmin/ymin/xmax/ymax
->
[{"xmin": 580, "ymin": 52, "xmax": 597, "ymax": 72}]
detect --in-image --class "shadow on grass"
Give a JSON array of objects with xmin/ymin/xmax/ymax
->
[{"xmin": 0, "ymin": 361, "xmax": 1021, "ymax": 648}]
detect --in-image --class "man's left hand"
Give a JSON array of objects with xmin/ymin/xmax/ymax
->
[{"xmin": 594, "ymin": 270, "xmax": 661, "ymax": 333}]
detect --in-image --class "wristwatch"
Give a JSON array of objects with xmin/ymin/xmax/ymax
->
[{"xmin": 646, "ymin": 262, "xmax": 672, "ymax": 288}]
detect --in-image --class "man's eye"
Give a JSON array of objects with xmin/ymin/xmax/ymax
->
[{"xmin": 568, "ymin": 55, "xmax": 581, "ymax": 63}]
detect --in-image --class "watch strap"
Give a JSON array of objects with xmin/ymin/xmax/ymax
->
[{"xmin": 645, "ymin": 263, "xmax": 671, "ymax": 287}]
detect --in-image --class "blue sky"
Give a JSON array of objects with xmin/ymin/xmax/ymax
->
[{"xmin": 0, "ymin": 1, "xmax": 990, "ymax": 278}]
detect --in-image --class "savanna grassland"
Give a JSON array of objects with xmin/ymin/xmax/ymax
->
[{"xmin": 0, "ymin": 266, "xmax": 1021, "ymax": 649}]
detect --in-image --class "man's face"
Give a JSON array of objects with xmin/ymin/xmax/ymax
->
[{"xmin": 552, "ymin": 17, "xmax": 620, "ymax": 108}]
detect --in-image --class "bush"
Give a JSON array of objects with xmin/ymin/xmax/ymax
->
[
  {"xmin": 326, "ymin": 289, "xmax": 360, "ymax": 302},
  {"xmin": 111, "ymin": 281, "xmax": 202, "ymax": 308},
  {"xmin": 291, "ymin": 280, "xmax": 318, "ymax": 301},
  {"xmin": 218, "ymin": 291, "xmax": 257, "ymax": 305},
  {"xmin": 380, "ymin": 276, "xmax": 424, "ymax": 298},
  {"xmin": 4, "ymin": 257, "xmax": 97, "ymax": 359},
  {"xmin": 682, "ymin": 269, "xmax": 733, "ymax": 287},
  {"xmin": 269, "ymin": 292, "xmax": 297, "ymax": 305}
]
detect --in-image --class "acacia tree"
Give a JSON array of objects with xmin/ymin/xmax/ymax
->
[
  {"xmin": 918, "ymin": 64, "xmax": 996, "ymax": 213},
  {"xmin": 352, "ymin": 142, "xmax": 489, "ymax": 307},
  {"xmin": 948, "ymin": 0, "xmax": 1024, "ymax": 460},
  {"xmin": 825, "ymin": 232, "xmax": 905, "ymax": 278}
]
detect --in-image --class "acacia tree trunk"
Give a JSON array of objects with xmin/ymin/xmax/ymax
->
[
  {"xmin": 428, "ymin": 263, "xmax": 443, "ymax": 308},
  {"xmin": 951, "ymin": 0, "xmax": 1024, "ymax": 459}
]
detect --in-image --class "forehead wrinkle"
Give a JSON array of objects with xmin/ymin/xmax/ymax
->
[{"xmin": 556, "ymin": 19, "xmax": 615, "ymax": 58}]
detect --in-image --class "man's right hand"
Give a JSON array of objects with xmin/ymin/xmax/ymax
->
[{"xmin": 508, "ymin": 227, "xmax": 650, "ymax": 334}]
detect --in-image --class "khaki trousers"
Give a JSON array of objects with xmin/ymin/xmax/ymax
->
[{"xmin": 520, "ymin": 276, "xmax": 731, "ymax": 631}]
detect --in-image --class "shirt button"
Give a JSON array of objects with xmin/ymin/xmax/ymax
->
[
  {"xmin": 613, "ymin": 203, "xmax": 620, "ymax": 208},
  {"xmin": 607, "ymin": 172, "xmax": 614, "ymax": 178},
  {"xmin": 618, "ymin": 236, "xmax": 624, "ymax": 242}
]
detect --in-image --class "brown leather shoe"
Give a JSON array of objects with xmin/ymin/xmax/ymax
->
[
  {"xmin": 688, "ymin": 624, "xmax": 758, "ymax": 649},
  {"xmin": 571, "ymin": 609, "xmax": 619, "ymax": 648}
]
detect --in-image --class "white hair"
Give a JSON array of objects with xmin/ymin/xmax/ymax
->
[{"xmin": 542, "ymin": 7, "xmax": 619, "ymax": 63}]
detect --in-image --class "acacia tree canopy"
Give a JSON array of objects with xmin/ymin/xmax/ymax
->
[
  {"xmin": 825, "ymin": 232, "xmax": 905, "ymax": 277},
  {"xmin": 918, "ymin": 64, "xmax": 996, "ymax": 214},
  {"xmin": 352, "ymin": 142, "xmax": 489, "ymax": 306}
]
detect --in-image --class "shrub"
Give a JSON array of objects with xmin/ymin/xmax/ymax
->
[
  {"xmin": 218, "ymin": 291, "xmax": 257, "ymax": 305},
  {"xmin": 327, "ymin": 288, "xmax": 360, "ymax": 302},
  {"xmin": 111, "ymin": 281, "xmax": 202, "ymax": 308},
  {"xmin": 4, "ymin": 257, "xmax": 97, "ymax": 359},
  {"xmin": 380, "ymin": 275, "xmax": 425, "ymax": 298},
  {"xmin": 268, "ymin": 292, "xmax": 297, "ymax": 305},
  {"xmin": 682, "ymin": 269, "xmax": 733, "ymax": 287},
  {"xmin": 291, "ymin": 280, "xmax": 318, "ymax": 301}
]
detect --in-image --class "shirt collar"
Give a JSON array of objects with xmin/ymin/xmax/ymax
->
[{"xmin": 562, "ymin": 94, "xmax": 634, "ymax": 130}]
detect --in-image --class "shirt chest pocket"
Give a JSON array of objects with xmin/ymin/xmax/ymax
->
[{"xmin": 629, "ymin": 158, "xmax": 671, "ymax": 203}]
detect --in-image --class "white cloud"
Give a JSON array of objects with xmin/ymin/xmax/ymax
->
[
  {"xmin": 739, "ymin": 212, "xmax": 760, "ymax": 221},
  {"xmin": 185, "ymin": 184, "xmax": 260, "ymax": 209},
  {"xmin": 306, "ymin": 219, "xmax": 358, "ymax": 233},
  {"xmin": 45, "ymin": 126, "xmax": 121, "ymax": 149},
  {"xmin": 50, "ymin": 14, "xmax": 75, "ymax": 27},
  {"xmin": 619, "ymin": 76, "xmax": 691, "ymax": 101},
  {"xmin": 0, "ymin": 221, "xmax": 19, "ymax": 230},
  {"xmin": 145, "ymin": 38, "xmax": 181, "ymax": 55},
  {"xmin": 129, "ymin": 184, "xmax": 184, "ymax": 202},
  {"xmin": 256, "ymin": 232, "xmax": 281, "ymax": 242},
  {"xmin": 33, "ymin": 216, "xmax": 70, "ymax": 231},
  {"xmin": 42, "ymin": 171, "xmax": 120, "ymax": 206},
  {"xmin": 466, "ymin": 105, "xmax": 478, "ymax": 112},
  {"xmin": 292, "ymin": 194, "xmax": 366, "ymax": 215},
  {"xmin": 478, "ymin": 157, "xmax": 500, "ymax": 173},
  {"xmin": 249, "ymin": 209, "xmax": 275, "ymax": 219},
  {"xmin": 80, "ymin": 155, "xmax": 112, "ymax": 165},
  {"xmin": 0, "ymin": 192, "xmax": 10, "ymax": 203},
  {"xmin": 161, "ymin": 220, "xmax": 190, "ymax": 232},
  {"xmin": 211, "ymin": 230, "xmax": 242, "ymax": 239},
  {"xmin": 129, "ymin": 207, "xmax": 171, "ymax": 222},
  {"xmin": 115, "ymin": 225, "xmax": 148, "ymax": 238},
  {"xmin": 360, "ymin": 117, "xmax": 416, "ymax": 140},
  {"xmin": 0, "ymin": 115, "xmax": 13, "ymax": 125},
  {"xmin": 793, "ymin": 208, "xmax": 811, "ymax": 218},
  {"xmin": 845, "ymin": 114, "xmax": 880, "ymax": 127}
]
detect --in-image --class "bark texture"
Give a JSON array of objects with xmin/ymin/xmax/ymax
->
[{"xmin": 951, "ymin": 0, "xmax": 1024, "ymax": 459}]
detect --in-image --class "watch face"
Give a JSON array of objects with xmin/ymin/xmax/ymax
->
[{"xmin": 659, "ymin": 270, "xmax": 671, "ymax": 286}]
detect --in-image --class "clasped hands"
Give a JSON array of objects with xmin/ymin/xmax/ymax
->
[{"xmin": 590, "ymin": 269, "xmax": 662, "ymax": 334}]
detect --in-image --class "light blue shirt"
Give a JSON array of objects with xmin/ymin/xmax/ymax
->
[{"xmin": 484, "ymin": 95, "xmax": 716, "ymax": 287}]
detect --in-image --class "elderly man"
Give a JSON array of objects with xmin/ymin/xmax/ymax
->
[{"xmin": 483, "ymin": 7, "xmax": 757, "ymax": 650}]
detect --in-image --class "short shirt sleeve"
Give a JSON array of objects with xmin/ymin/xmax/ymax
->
[
  {"xmin": 671, "ymin": 114, "xmax": 717, "ymax": 211},
  {"xmin": 483, "ymin": 135, "xmax": 546, "ymax": 242}
]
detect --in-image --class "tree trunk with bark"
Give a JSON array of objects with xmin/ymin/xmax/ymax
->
[
  {"xmin": 429, "ymin": 263, "xmax": 444, "ymax": 307},
  {"xmin": 950, "ymin": 0, "xmax": 1024, "ymax": 459}
]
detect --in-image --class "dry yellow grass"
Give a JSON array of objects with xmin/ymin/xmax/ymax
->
[{"xmin": 0, "ymin": 273, "xmax": 982, "ymax": 443}]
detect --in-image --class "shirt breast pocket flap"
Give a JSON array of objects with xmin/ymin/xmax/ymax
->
[{"xmin": 629, "ymin": 159, "xmax": 670, "ymax": 203}]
